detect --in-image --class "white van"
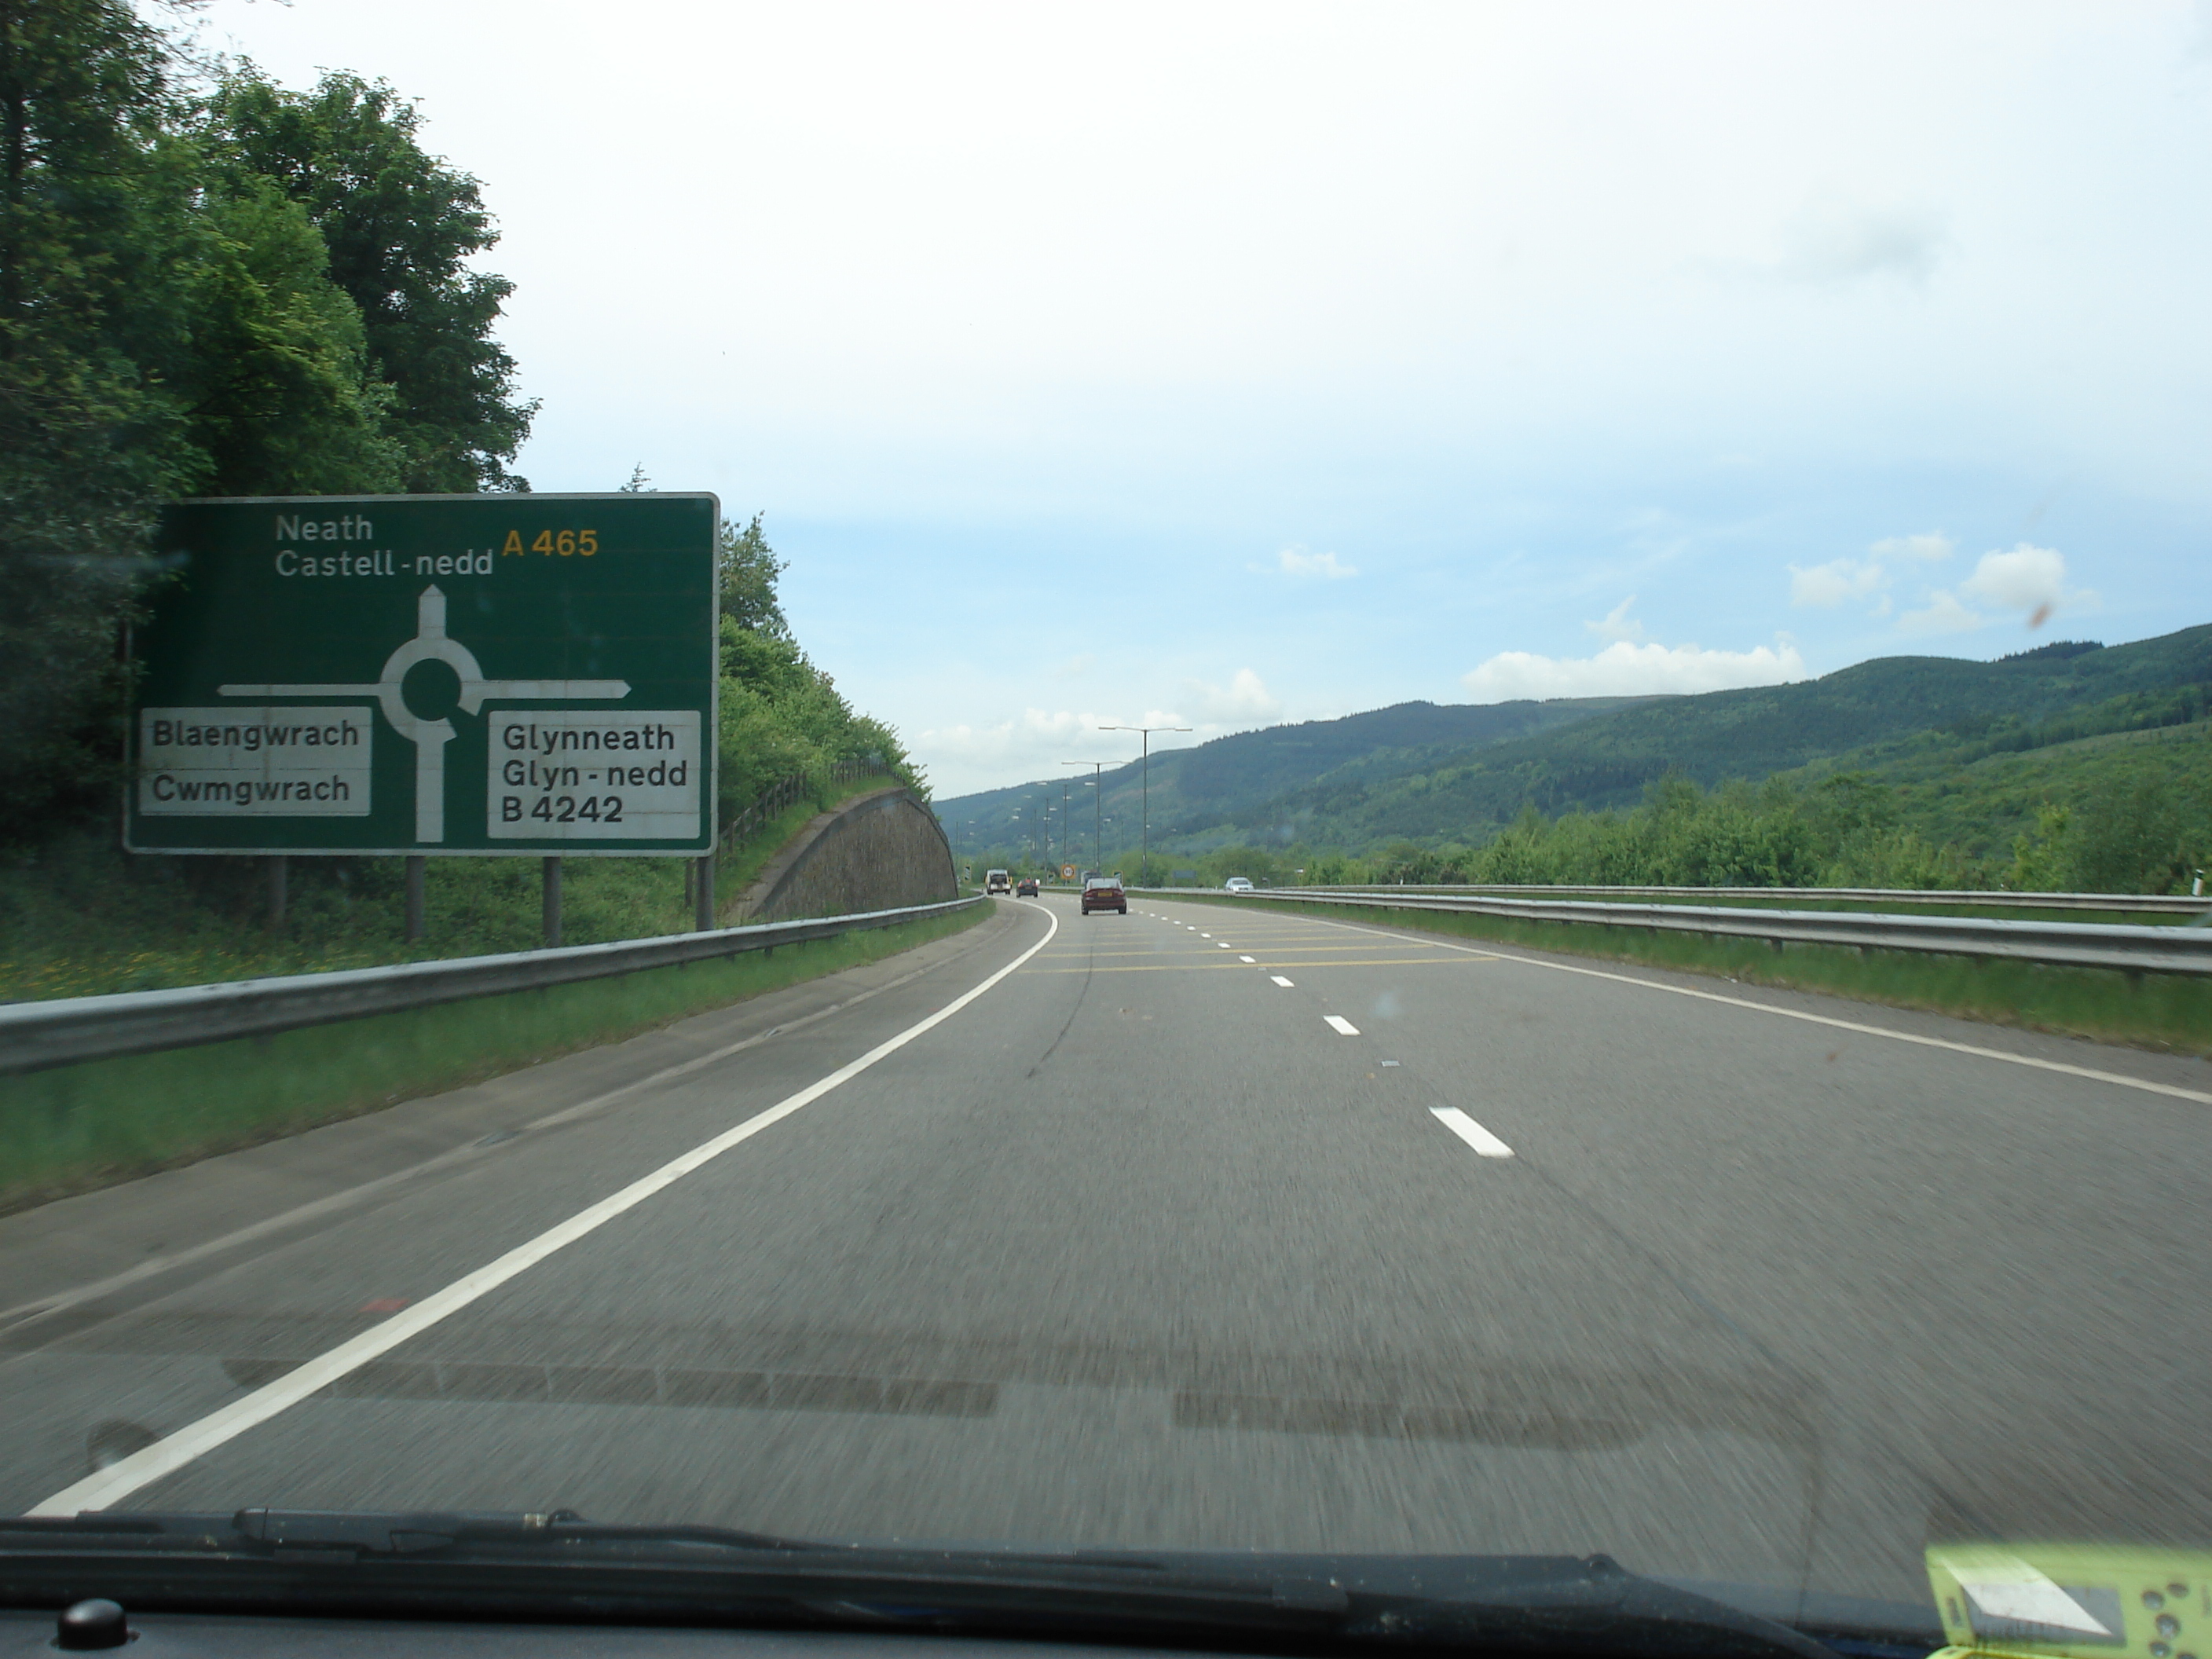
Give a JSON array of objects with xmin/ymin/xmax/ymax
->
[{"xmin": 985, "ymin": 869, "xmax": 1012, "ymax": 894}]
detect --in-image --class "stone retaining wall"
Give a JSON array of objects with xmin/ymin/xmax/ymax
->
[{"xmin": 728, "ymin": 786, "xmax": 957, "ymax": 923}]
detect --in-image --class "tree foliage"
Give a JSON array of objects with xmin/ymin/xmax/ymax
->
[
  {"xmin": 712, "ymin": 514, "xmax": 922, "ymax": 821},
  {"xmin": 0, "ymin": 2, "xmax": 532, "ymax": 840},
  {"xmin": 1, "ymin": 0, "xmax": 195, "ymax": 834},
  {"xmin": 201, "ymin": 67, "xmax": 533, "ymax": 491}
]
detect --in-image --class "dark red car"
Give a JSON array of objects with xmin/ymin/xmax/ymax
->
[{"xmin": 1079, "ymin": 873, "xmax": 1126, "ymax": 916}]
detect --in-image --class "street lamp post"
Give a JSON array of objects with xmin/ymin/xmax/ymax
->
[
  {"xmin": 1060, "ymin": 760, "xmax": 1108, "ymax": 872},
  {"xmin": 1099, "ymin": 724, "xmax": 1189, "ymax": 889}
]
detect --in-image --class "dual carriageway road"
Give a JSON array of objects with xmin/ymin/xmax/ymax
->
[{"xmin": 2, "ymin": 891, "xmax": 2207, "ymax": 1613}]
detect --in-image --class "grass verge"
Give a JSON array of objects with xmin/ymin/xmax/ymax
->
[
  {"xmin": 1, "ymin": 900, "xmax": 990, "ymax": 1214},
  {"xmin": 1316, "ymin": 889, "xmax": 2194, "ymax": 926},
  {"xmin": 0, "ymin": 776, "xmax": 906, "ymax": 1003},
  {"xmin": 1162, "ymin": 892, "xmax": 2212, "ymax": 1057}
]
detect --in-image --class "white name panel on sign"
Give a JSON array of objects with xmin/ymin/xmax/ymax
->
[
  {"xmin": 137, "ymin": 707, "xmax": 373, "ymax": 815},
  {"xmin": 488, "ymin": 710, "xmax": 701, "ymax": 840}
]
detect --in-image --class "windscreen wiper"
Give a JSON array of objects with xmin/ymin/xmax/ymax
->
[{"xmin": 0, "ymin": 1511, "xmax": 1836, "ymax": 1659}]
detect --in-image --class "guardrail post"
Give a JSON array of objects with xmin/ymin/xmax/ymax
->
[
  {"xmin": 542, "ymin": 857, "xmax": 562, "ymax": 949},
  {"xmin": 405, "ymin": 856, "xmax": 427, "ymax": 943},
  {"xmin": 694, "ymin": 853, "xmax": 715, "ymax": 932},
  {"xmin": 266, "ymin": 855, "xmax": 287, "ymax": 933}
]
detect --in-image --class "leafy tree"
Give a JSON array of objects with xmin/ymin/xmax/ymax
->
[
  {"xmin": 718, "ymin": 511, "xmax": 788, "ymax": 637},
  {"xmin": 0, "ymin": 12, "xmax": 545, "ymax": 841},
  {"xmin": 0, "ymin": 0, "xmax": 195, "ymax": 834},
  {"xmin": 200, "ymin": 66, "xmax": 534, "ymax": 491},
  {"xmin": 709, "ymin": 514, "xmax": 922, "ymax": 822},
  {"xmin": 2062, "ymin": 777, "xmax": 2203, "ymax": 895},
  {"xmin": 170, "ymin": 169, "xmax": 402, "ymax": 495}
]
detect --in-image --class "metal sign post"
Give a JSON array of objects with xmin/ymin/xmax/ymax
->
[{"xmin": 126, "ymin": 493, "xmax": 719, "ymax": 861}]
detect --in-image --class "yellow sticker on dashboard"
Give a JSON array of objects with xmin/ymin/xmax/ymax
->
[{"xmin": 1927, "ymin": 1546, "xmax": 2212, "ymax": 1659}]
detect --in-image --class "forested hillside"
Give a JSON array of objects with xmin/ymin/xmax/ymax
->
[
  {"xmin": 943, "ymin": 695, "xmax": 1642, "ymax": 857},
  {"xmin": 945, "ymin": 628, "xmax": 2212, "ymax": 895}
]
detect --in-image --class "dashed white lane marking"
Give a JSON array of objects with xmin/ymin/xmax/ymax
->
[
  {"xmin": 1433, "ymin": 1107, "xmax": 1514, "ymax": 1157},
  {"xmin": 1324, "ymin": 1014, "xmax": 1361, "ymax": 1035},
  {"xmin": 1216, "ymin": 942, "xmax": 1231, "ymax": 949},
  {"xmin": 1240, "ymin": 955, "xmax": 1256, "ymax": 963},
  {"xmin": 1199, "ymin": 932, "xmax": 1212, "ymax": 938},
  {"xmin": 1254, "ymin": 907, "xmax": 2212, "ymax": 1108},
  {"xmin": 1271, "ymin": 976, "xmax": 1295, "ymax": 987},
  {"xmin": 29, "ymin": 899, "xmax": 1068, "ymax": 1517}
]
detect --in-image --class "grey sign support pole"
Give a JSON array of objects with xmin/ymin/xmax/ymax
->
[
  {"xmin": 542, "ymin": 857, "xmax": 562, "ymax": 948},
  {"xmin": 694, "ymin": 855, "xmax": 715, "ymax": 932},
  {"xmin": 266, "ymin": 855, "xmax": 287, "ymax": 932},
  {"xmin": 405, "ymin": 856, "xmax": 427, "ymax": 943}
]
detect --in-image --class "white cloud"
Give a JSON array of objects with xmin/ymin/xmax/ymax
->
[
  {"xmin": 1960, "ymin": 542, "xmax": 2096, "ymax": 620},
  {"xmin": 1789, "ymin": 557, "xmax": 1888, "ymax": 608},
  {"xmin": 1777, "ymin": 192, "xmax": 1950, "ymax": 285},
  {"xmin": 919, "ymin": 706, "xmax": 1161, "ymax": 787},
  {"xmin": 1259, "ymin": 544, "xmax": 1358, "ymax": 580},
  {"xmin": 1584, "ymin": 595, "xmax": 1646, "ymax": 642},
  {"xmin": 1897, "ymin": 590, "xmax": 1985, "ymax": 635},
  {"xmin": 1895, "ymin": 545, "xmax": 2096, "ymax": 635},
  {"xmin": 1182, "ymin": 667, "xmax": 1282, "ymax": 724},
  {"xmin": 1869, "ymin": 531, "xmax": 1954, "ymax": 562},
  {"xmin": 1461, "ymin": 637, "xmax": 1806, "ymax": 702}
]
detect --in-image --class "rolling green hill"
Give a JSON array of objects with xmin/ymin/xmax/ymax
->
[
  {"xmin": 940, "ymin": 695, "xmax": 1645, "ymax": 860},
  {"xmin": 1269, "ymin": 628, "xmax": 2212, "ymax": 848},
  {"xmin": 940, "ymin": 626, "xmax": 2212, "ymax": 886}
]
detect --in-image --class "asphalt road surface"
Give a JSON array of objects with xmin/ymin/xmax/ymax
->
[{"xmin": 5, "ymin": 892, "xmax": 2209, "ymax": 1615}]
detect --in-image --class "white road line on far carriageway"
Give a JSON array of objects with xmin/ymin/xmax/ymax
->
[
  {"xmin": 28, "ymin": 898, "xmax": 1064, "ymax": 1518},
  {"xmin": 1250, "ymin": 904, "xmax": 2212, "ymax": 1108}
]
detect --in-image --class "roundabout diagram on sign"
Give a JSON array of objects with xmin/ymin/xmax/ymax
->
[{"xmin": 218, "ymin": 585, "xmax": 628, "ymax": 841}]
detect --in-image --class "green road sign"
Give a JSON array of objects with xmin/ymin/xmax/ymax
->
[{"xmin": 126, "ymin": 493, "xmax": 719, "ymax": 856}]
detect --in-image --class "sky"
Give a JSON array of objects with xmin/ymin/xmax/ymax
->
[{"xmin": 189, "ymin": 0, "xmax": 2212, "ymax": 797}]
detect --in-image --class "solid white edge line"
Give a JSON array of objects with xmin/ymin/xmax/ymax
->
[
  {"xmin": 1324, "ymin": 1014, "xmax": 1361, "ymax": 1035},
  {"xmin": 1261, "ymin": 907, "xmax": 2212, "ymax": 1108},
  {"xmin": 1432, "ymin": 1106, "xmax": 1514, "ymax": 1157},
  {"xmin": 28, "ymin": 899, "xmax": 1064, "ymax": 1518},
  {"xmin": 1, "ymin": 925, "xmax": 1005, "ymax": 1332}
]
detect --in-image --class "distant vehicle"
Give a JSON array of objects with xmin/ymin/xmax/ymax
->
[
  {"xmin": 1223, "ymin": 877, "xmax": 1254, "ymax": 893},
  {"xmin": 1080, "ymin": 873, "xmax": 1127, "ymax": 916},
  {"xmin": 985, "ymin": 869, "xmax": 1011, "ymax": 894},
  {"xmin": 1015, "ymin": 876, "xmax": 1040, "ymax": 896}
]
